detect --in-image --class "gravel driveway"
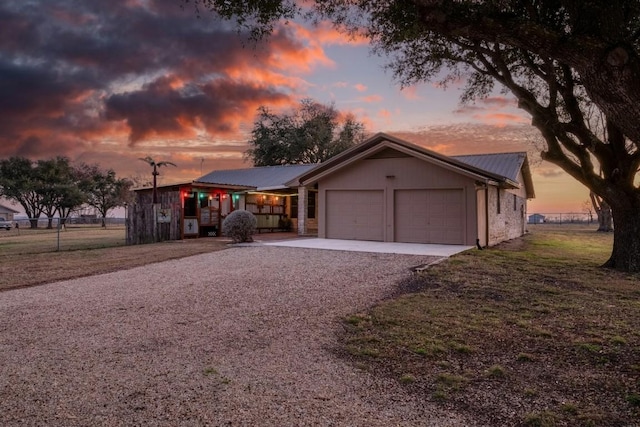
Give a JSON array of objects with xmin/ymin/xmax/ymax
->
[{"xmin": 0, "ymin": 246, "xmax": 475, "ymax": 426}]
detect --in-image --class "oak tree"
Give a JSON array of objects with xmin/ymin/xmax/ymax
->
[
  {"xmin": 247, "ymin": 99, "xmax": 365, "ymax": 166},
  {"xmin": 0, "ymin": 157, "xmax": 46, "ymax": 228},
  {"xmin": 80, "ymin": 165, "xmax": 132, "ymax": 228},
  {"xmin": 187, "ymin": 0, "xmax": 640, "ymax": 271}
]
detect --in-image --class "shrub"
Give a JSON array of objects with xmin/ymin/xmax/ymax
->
[{"xmin": 222, "ymin": 210, "xmax": 257, "ymax": 243}]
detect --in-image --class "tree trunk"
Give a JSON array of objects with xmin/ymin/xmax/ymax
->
[
  {"xmin": 590, "ymin": 193, "xmax": 613, "ymax": 232},
  {"xmin": 29, "ymin": 219, "xmax": 38, "ymax": 229},
  {"xmin": 597, "ymin": 204, "xmax": 613, "ymax": 232},
  {"xmin": 603, "ymin": 205, "xmax": 640, "ymax": 272}
]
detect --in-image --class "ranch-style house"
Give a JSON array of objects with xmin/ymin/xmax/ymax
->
[{"xmin": 128, "ymin": 133, "xmax": 534, "ymax": 247}]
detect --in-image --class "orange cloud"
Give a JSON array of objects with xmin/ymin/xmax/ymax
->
[
  {"xmin": 475, "ymin": 113, "xmax": 529, "ymax": 127},
  {"xmin": 482, "ymin": 96, "xmax": 517, "ymax": 108},
  {"xmin": 290, "ymin": 21, "xmax": 368, "ymax": 47},
  {"xmin": 390, "ymin": 124, "xmax": 537, "ymax": 156},
  {"xmin": 225, "ymin": 67, "xmax": 312, "ymax": 91},
  {"xmin": 453, "ymin": 96, "xmax": 528, "ymax": 126}
]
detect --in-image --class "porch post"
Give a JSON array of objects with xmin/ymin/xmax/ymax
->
[{"xmin": 297, "ymin": 186, "xmax": 308, "ymax": 235}]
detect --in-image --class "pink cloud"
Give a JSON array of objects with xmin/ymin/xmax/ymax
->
[
  {"xmin": 401, "ymin": 85, "xmax": 421, "ymax": 100},
  {"xmin": 377, "ymin": 109, "xmax": 392, "ymax": 119},
  {"xmin": 359, "ymin": 94, "xmax": 383, "ymax": 103}
]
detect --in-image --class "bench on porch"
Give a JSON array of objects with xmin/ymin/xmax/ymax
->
[{"xmin": 255, "ymin": 214, "xmax": 292, "ymax": 233}]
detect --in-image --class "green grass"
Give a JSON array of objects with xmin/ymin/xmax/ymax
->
[{"xmin": 340, "ymin": 224, "xmax": 640, "ymax": 426}]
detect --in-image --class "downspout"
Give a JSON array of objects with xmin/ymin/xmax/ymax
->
[{"xmin": 485, "ymin": 186, "xmax": 490, "ymax": 248}]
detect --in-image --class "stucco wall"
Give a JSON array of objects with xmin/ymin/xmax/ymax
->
[{"xmin": 317, "ymin": 155, "xmax": 479, "ymax": 245}]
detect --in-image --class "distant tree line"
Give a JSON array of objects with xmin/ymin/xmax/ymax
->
[{"xmin": 0, "ymin": 156, "xmax": 131, "ymax": 228}]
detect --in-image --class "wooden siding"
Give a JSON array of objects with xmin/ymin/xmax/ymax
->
[{"xmin": 127, "ymin": 189, "xmax": 182, "ymax": 244}]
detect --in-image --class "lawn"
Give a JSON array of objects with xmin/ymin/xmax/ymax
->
[
  {"xmin": 341, "ymin": 224, "xmax": 640, "ymax": 426},
  {"xmin": 0, "ymin": 225, "xmax": 228, "ymax": 291}
]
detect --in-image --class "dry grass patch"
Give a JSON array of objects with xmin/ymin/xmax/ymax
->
[
  {"xmin": 340, "ymin": 224, "xmax": 640, "ymax": 426},
  {"xmin": 0, "ymin": 226, "xmax": 229, "ymax": 291}
]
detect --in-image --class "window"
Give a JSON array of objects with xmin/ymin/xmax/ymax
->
[
  {"xmin": 497, "ymin": 188, "xmax": 501, "ymax": 214},
  {"xmin": 290, "ymin": 196, "xmax": 298, "ymax": 218},
  {"xmin": 513, "ymin": 194, "xmax": 517, "ymax": 211},
  {"xmin": 307, "ymin": 191, "xmax": 317, "ymax": 219}
]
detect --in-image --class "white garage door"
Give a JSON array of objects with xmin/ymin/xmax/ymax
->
[
  {"xmin": 394, "ymin": 189, "xmax": 464, "ymax": 244},
  {"xmin": 326, "ymin": 190, "xmax": 384, "ymax": 241}
]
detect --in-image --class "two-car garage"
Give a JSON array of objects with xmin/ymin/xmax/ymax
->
[
  {"xmin": 292, "ymin": 133, "xmax": 533, "ymax": 248},
  {"xmin": 325, "ymin": 188, "xmax": 465, "ymax": 245}
]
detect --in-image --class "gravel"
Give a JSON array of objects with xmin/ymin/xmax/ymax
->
[{"xmin": 0, "ymin": 246, "xmax": 476, "ymax": 426}]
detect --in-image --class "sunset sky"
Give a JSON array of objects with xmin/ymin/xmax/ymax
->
[{"xmin": 0, "ymin": 0, "xmax": 591, "ymax": 214}]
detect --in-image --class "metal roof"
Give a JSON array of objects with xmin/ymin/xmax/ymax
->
[
  {"xmin": 453, "ymin": 152, "xmax": 526, "ymax": 183},
  {"xmin": 196, "ymin": 164, "xmax": 318, "ymax": 191}
]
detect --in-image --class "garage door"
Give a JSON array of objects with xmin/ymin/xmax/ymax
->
[
  {"xmin": 394, "ymin": 189, "xmax": 464, "ymax": 244},
  {"xmin": 326, "ymin": 190, "xmax": 384, "ymax": 241}
]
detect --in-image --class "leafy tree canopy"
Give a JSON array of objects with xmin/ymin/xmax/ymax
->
[
  {"xmin": 0, "ymin": 157, "xmax": 46, "ymax": 227},
  {"xmin": 37, "ymin": 157, "xmax": 88, "ymax": 228},
  {"xmin": 80, "ymin": 164, "xmax": 132, "ymax": 227},
  {"xmin": 186, "ymin": 0, "xmax": 640, "ymax": 271},
  {"xmin": 247, "ymin": 98, "xmax": 365, "ymax": 166}
]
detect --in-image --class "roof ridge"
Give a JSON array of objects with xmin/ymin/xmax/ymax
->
[
  {"xmin": 453, "ymin": 151, "xmax": 526, "ymax": 157},
  {"xmin": 209, "ymin": 163, "xmax": 315, "ymax": 172}
]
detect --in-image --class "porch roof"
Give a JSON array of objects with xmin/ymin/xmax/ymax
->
[
  {"xmin": 133, "ymin": 181, "xmax": 251, "ymax": 192},
  {"xmin": 196, "ymin": 164, "xmax": 317, "ymax": 191}
]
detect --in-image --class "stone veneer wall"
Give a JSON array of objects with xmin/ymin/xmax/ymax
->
[{"xmin": 487, "ymin": 186, "xmax": 527, "ymax": 246}]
